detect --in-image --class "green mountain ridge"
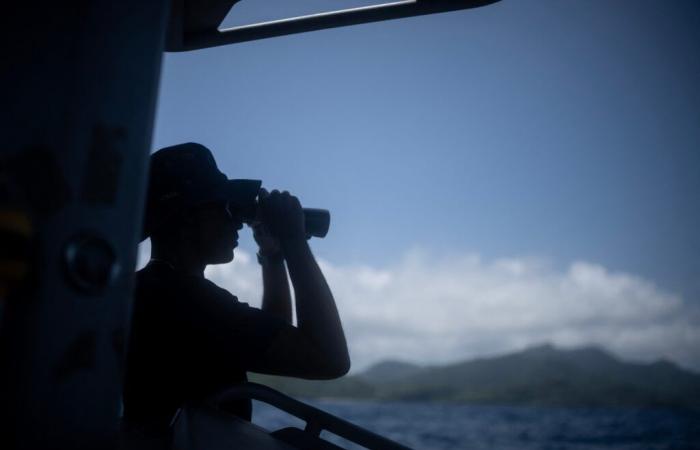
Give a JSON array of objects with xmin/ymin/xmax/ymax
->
[{"xmin": 249, "ymin": 344, "xmax": 700, "ymax": 408}]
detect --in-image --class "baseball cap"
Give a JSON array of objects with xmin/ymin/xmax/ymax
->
[{"xmin": 142, "ymin": 142, "xmax": 260, "ymax": 241}]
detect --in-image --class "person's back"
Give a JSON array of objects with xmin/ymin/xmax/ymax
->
[{"xmin": 123, "ymin": 143, "xmax": 350, "ymax": 435}]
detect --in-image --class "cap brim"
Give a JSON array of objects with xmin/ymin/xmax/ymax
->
[
  {"xmin": 141, "ymin": 178, "xmax": 262, "ymax": 242},
  {"xmin": 222, "ymin": 179, "xmax": 262, "ymax": 207}
]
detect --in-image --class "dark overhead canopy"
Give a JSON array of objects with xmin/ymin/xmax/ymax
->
[
  {"xmin": 166, "ymin": 0, "xmax": 502, "ymax": 52},
  {"xmin": 182, "ymin": 0, "xmax": 242, "ymax": 34}
]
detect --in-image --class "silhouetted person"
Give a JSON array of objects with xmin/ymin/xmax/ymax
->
[{"xmin": 123, "ymin": 143, "xmax": 349, "ymax": 436}]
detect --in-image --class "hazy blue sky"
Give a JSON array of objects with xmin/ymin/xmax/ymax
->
[{"xmin": 149, "ymin": 1, "xmax": 700, "ymax": 369}]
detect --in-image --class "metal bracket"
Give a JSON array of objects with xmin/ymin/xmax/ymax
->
[{"xmin": 167, "ymin": 0, "xmax": 501, "ymax": 51}]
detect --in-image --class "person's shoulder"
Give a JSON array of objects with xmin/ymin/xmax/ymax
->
[
  {"xmin": 135, "ymin": 262, "xmax": 241, "ymax": 312},
  {"xmin": 200, "ymin": 277, "xmax": 240, "ymax": 303}
]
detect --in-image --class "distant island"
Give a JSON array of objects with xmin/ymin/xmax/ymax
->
[{"xmin": 250, "ymin": 344, "xmax": 700, "ymax": 409}]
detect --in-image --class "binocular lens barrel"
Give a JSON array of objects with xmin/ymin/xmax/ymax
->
[
  {"xmin": 241, "ymin": 207, "xmax": 330, "ymax": 239},
  {"xmin": 303, "ymin": 208, "xmax": 330, "ymax": 239}
]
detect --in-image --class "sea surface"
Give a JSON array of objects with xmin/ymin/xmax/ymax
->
[{"xmin": 252, "ymin": 399, "xmax": 700, "ymax": 450}]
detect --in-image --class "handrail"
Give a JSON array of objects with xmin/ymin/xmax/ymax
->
[
  {"xmin": 168, "ymin": 0, "xmax": 502, "ymax": 51},
  {"xmin": 209, "ymin": 383, "xmax": 412, "ymax": 450}
]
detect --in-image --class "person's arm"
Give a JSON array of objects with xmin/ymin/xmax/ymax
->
[
  {"xmin": 249, "ymin": 190, "xmax": 350, "ymax": 379},
  {"xmin": 254, "ymin": 219, "xmax": 293, "ymax": 324},
  {"xmin": 282, "ymin": 237, "xmax": 350, "ymax": 376},
  {"xmin": 258, "ymin": 249, "xmax": 293, "ymax": 324}
]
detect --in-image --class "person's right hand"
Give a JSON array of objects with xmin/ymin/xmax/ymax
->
[{"xmin": 258, "ymin": 189, "xmax": 306, "ymax": 241}]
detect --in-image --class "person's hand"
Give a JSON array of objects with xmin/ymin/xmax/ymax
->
[
  {"xmin": 253, "ymin": 222, "xmax": 281, "ymax": 256},
  {"xmin": 258, "ymin": 188, "xmax": 305, "ymax": 241}
]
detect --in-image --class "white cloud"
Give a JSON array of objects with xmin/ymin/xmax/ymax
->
[{"xmin": 137, "ymin": 243, "xmax": 700, "ymax": 372}]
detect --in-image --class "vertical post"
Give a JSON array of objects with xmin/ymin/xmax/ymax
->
[{"xmin": 0, "ymin": 1, "xmax": 169, "ymax": 448}]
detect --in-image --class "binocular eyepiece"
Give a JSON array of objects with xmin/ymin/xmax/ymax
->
[{"xmin": 230, "ymin": 180, "xmax": 330, "ymax": 239}]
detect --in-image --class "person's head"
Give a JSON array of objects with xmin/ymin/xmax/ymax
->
[
  {"xmin": 150, "ymin": 200, "xmax": 242, "ymax": 265},
  {"xmin": 143, "ymin": 143, "xmax": 259, "ymax": 267}
]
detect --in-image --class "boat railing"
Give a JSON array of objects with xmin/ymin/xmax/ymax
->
[{"xmin": 208, "ymin": 382, "xmax": 412, "ymax": 450}]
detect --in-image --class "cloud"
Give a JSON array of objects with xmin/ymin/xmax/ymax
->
[{"xmin": 138, "ymin": 243, "xmax": 700, "ymax": 372}]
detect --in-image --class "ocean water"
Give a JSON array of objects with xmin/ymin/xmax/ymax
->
[{"xmin": 252, "ymin": 399, "xmax": 700, "ymax": 450}]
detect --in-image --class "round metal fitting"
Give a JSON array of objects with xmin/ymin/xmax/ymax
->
[{"xmin": 63, "ymin": 233, "xmax": 120, "ymax": 294}]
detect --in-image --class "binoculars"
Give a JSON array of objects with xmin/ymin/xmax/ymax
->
[{"xmin": 229, "ymin": 180, "xmax": 330, "ymax": 239}]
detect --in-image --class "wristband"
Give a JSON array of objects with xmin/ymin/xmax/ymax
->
[{"xmin": 257, "ymin": 251, "xmax": 285, "ymax": 266}]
